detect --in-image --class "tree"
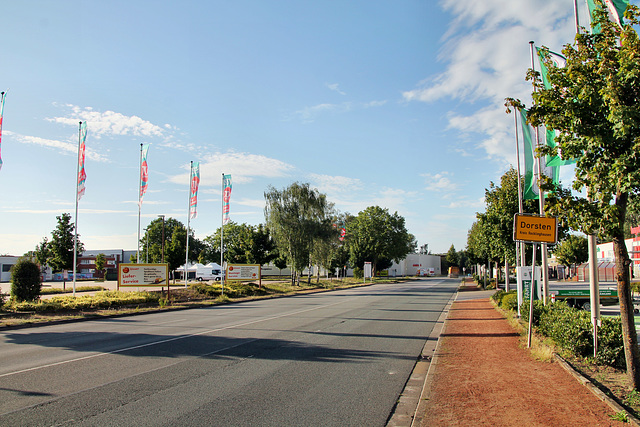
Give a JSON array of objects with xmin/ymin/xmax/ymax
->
[
  {"xmin": 10, "ymin": 257, "xmax": 42, "ymax": 302},
  {"xmin": 445, "ymin": 245, "xmax": 459, "ymax": 270},
  {"xmin": 264, "ymin": 182, "xmax": 332, "ymax": 285},
  {"xmin": 345, "ymin": 206, "xmax": 416, "ymax": 275},
  {"xmin": 526, "ymin": 2, "xmax": 640, "ymax": 388},
  {"xmin": 553, "ymin": 235, "xmax": 588, "ymax": 277},
  {"xmin": 48, "ymin": 213, "xmax": 84, "ymax": 273},
  {"xmin": 200, "ymin": 222, "xmax": 277, "ymax": 267},
  {"xmin": 33, "ymin": 238, "xmax": 51, "ymax": 275},
  {"xmin": 140, "ymin": 217, "xmax": 202, "ymax": 272},
  {"xmin": 95, "ymin": 253, "xmax": 106, "ymax": 278}
]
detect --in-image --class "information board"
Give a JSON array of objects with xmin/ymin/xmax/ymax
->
[
  {"xmin": 118, "ymin": 263, "xmax": 169, "ymax": 287},
  {"xmin": 513, "ymin": 213, "xmax": 558, "ymax": 244},
  {"xmin": 226, "ymin": 264, "xmax": 260, "ymax": 281}
]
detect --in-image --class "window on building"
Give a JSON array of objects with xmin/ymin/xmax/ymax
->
[{"xmin": 2, "ymin": 264, "xmax": 12, "ymax": 272}]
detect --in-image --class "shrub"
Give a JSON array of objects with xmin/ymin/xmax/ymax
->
[
  {"xmin": 519, "ymin": 299, "xmax": 547, "ymax": 325},
  {"xmin": 10, "ymin": 258, "xmax": 42, "ymax": 302},
  {"xmin": 501, "ymin": 293, "xmax": 519, "ymax": 311},
  {"xmin": 491, "ymin": 290, "xmax": 506, "ymax": 303},
  {"xmin": 595, "ymin": 316, "xmax": 625, "ymax": 369}
]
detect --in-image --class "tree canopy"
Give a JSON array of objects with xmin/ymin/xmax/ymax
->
[
  {"xmin": 526, "ymin": 2, "xmax": 640, "ymax": 388},
  {"xmin": 345, "ymin": 206, "xmax": 416, "ymax": 274}
]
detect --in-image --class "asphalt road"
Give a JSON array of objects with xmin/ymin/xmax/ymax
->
[{"xmin": 0, "ymin": 278, "xmax": 458, "ymax": 426}]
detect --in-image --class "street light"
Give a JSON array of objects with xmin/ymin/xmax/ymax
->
[{"xmin": 158, "ymin": 215, "xmax": 165, "ymax": 263}]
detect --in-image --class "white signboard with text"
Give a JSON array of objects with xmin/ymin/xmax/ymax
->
[
  {"xmin": 118, "ymin": 263, "xmax": 169, "ymax": 287},
  {"xmin": 226, "ymin": 264, "xmax": 260, "ymax": 281}
]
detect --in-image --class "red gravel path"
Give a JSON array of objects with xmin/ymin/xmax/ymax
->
[{"xmin": 420, "ymin": 298, "xmax": 627, "ymax": 426}]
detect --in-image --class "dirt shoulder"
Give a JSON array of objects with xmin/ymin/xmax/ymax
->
[{"xmin": 418, "ymin": 297, "xmax": 627, "ymax": 426}]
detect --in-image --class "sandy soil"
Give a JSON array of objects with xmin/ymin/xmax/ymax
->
[{"xmin": 420, "ymin": 297, "xmax": 628, "ymax": 426}]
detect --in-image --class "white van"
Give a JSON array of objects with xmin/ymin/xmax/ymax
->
[{"xmin": 195, "ymin": 263, "xmax": 225, "ymax": 281}]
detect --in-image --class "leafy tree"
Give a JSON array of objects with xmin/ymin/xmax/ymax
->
[
  {"xmin": 264, "ymin": 182, "xmax": 332, "ymax": 285},
  {"xmin": 526, "ymin": 2, "xmax": 640, "ymax": 388},
  {"xmin": 200, "ymin": 222, "xmax": 277, "ymax": 267},
  {"xmin": 553, "ymin": 235, "xmax": 588, "ymax": 276},
  {"xmin": 140, "ymin": 217, "xmax": 202, "ymax": 272},
  {"xmin": 95, "ymin": 253, "xmax": 106, "ymax": 278},
  {"xmin": 10, "ymin": 257, "xmax": 42, "ymax": 302},
  {"xmin": 445, "ymin": 244, "xmax": 459, "ymax": 269},
  {"xmin": 345, "ymin": 206, "xmax": 416, "ymax": 275},
  {"xmin": 48, "ymin": 213, "xmax": 84, "ymax": 273},
  {"xmin": 33, "ymin": 238, "xmax": 50, "ymax": 274}
]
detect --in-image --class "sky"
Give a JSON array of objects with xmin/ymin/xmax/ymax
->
[{"xmin": 0, "ymin": 0, "xmax": 603, "ymax": 256}]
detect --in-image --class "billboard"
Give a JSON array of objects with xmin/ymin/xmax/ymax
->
[
  {"xmin": 118, "ymin": 263, "xmax": 169, "ymax": 287},
  {"xmin": 226, "ymin": 264, "xmax": 260, "ymax": 281}
]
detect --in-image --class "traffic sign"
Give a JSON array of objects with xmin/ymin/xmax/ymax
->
[{"xmin": 513, "ymin": 213, "xmax": 558, "ymax": 244}]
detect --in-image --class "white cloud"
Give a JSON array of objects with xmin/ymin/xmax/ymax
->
[
  {"xmin": 292, "ymin": 102, "xmax": 353, "ymax": 123},
  {"xmin": 422, "ymin": 171, "xmax": 460, "ymax": 192},
  {"xmin": 404, "ymin": 0, "xmax": 575, "ymax": 163},
  {"xmin": 326, "ymin": 83, "xmax": 346, "ymax": 95},
  {"xmin": 5, "ymin": 130, "xmax": 109, "ymax": 162},
  {"xmin": 168, "ymin": 151, "xmax": 295, "ymax": 186},
  {"xmin": 308, "ymin": 173, "xmax": 363, "ymax": 196},
  {"xmin": 48, "ymin": 104, "xmax": 166, "ymax": 139}
]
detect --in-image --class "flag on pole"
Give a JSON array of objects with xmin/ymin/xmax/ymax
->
[
  {"xmin": 139, "ymin": 144, "xmax": 150, "ymax": 206},
  {"xmin": 0, "ymin": 91, "xmax": 6, "ymax": 171},
  {"xmin": 535, "ymin": 47, "xmax": 576, "ymax": 168},
  {"xmin": 222, "ymin": 174, "xmax": 232, "ymax": 225},
  {"xmin": 189, "ymin": 161, "xmax": 200, "ymax": 219},
  {"xmin": 536, "ymin": 47, "xmax": 566, "ymax": 90},
  {"xmin": 587, "ymin": 0, "xmax": 628, "ymax": 32},
  {"xmin": 77, "ymin": 121, "xmax": 87, "ymax": 201},
  {"xmin": 520, "ymin": 109, "xmax": 557, "ymax": 200}
]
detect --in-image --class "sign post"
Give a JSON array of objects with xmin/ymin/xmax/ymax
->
[{"xmin": 513, "ymin": 214, "xmax": 558, "ymax": 348}]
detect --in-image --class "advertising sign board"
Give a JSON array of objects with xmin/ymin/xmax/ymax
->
[
  {"xmin": 226, "ymin": 264, "xmax": 260, "ymax": 281},
  {"xmin": 118, "ymin": 263, "xmax": 169, "ymax": 287}
]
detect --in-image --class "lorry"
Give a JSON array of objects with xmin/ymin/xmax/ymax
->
[{"xmin": 549, "ymin": 287, "xmax": 618, "ymax": 310}]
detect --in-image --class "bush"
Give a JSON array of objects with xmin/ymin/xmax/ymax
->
[
  {"xmin": 595, "ymin": 316, "xmax": 625, "ymax": 368},
  {"xmin": 491, "ymin": 290, "xmax": 506, "ymax": 303},
  {"xmin": 4, "ymin": 290, "xmax": 160, "ymax": 312},
  {"xmin": 10, "ymin": 258, "xmax": 42, "ymax": 302},
  {"xmin": 501, "ymin": 293, "xmax": 519, "ymax": 311},
  {"xmin": 519, "ymin": 299, "xmax": 547, "ymax": 325}
]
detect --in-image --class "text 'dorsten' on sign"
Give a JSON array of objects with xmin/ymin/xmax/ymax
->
[{"xmin": 513, "ymin": 213, "xmax": 558, "ymax": 245}]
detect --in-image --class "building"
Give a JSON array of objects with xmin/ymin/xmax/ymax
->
[
  {"xmin": 0, "ymin": 256, "xmax": 20, "ymax": 282},
  {"xmin": 76, "ymin": 250, "xmax": 136, "ymax": 279},
  {"xmin": 388, "ymin": 253, "xmax": 442, "ymax": 277}
]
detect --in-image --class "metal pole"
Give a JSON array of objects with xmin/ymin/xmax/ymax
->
[
  {"xmin": 185, "ymin": 161, "xmax": 192, "ymax": 288},
  {"xmin": 528, "ymin": 244, "xmax": 537, "ymax": 348},
  {"xmin": 221, "ymin": 173, "xmax": 225, "ymax": 296},
  {"xmin": 73, "ymin": 121, "xmax": 82, "ymax": 297},
  {"xmin": 137, "ymin": 143, "xmax": 142, "ymax": 264},
  {"xmin": 514, "ymin": 110, "xmax": 526, "ymax": 268},
  {"xmin": 530, "ymin": 41, "xmax": 549, "ymax": 305}
]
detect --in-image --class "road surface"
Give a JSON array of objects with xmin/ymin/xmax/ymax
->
[{"xmin": 0, "ymin": 278, "xmax": 457, "ymax": 426}]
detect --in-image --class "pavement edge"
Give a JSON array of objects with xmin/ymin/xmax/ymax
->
[
  {"xmin": 554, "ymin": 353, "xmax": 640, "ymax": 426},
  {"xmin": 386, "ymin": 290, "xmax": 457, "ymax": 427}
]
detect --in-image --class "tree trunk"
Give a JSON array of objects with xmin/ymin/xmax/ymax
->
[{"xmin": 613, "ymin": 192, "xmax": 640, "ymax": 389}]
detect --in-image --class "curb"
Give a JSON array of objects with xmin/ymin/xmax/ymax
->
[
  {"xmin": 386, "ymin": 290, "xmax": 457, "ymax": 427},
  {"xmin": 554, "ymin": 354, "xmax": 640, "ymax": 426}
]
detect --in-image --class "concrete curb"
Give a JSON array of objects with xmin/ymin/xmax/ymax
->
[
  {"xmin": 386, "ymin": 290, "xmax": 457, "ymax": 427},
  {"xmin": 554, "ymin": 354, "xmax": 640, "ymax": 426}
]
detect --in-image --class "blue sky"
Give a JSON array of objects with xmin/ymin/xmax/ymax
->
[{"xmin": 0, "ymin": 0, "xmax": 595, "ymax": 256}]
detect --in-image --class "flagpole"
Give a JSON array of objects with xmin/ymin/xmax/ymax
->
[
  {"xmin": 574, "ymin": 0, "xmax": 581, "ymax": 34},
  {"xmin": 137, "ymin": 143, "xmax": 142, "ymax": 264},
  {"xmin": 514, "ymin": 110, "xmax": 526, "ymax": 268},
  {"xmin": 529, "ymin": 41, "xmax": 550, "ymax": 305},
  {"xmin": 73, "ymin": 121, "xmax": 82, "ymax": 297},
  {"xmin": 576, "ymin": 0, "xmax": 600, "ymax": 356},
  {"xmin": 185, "ymin": 161, "xmax": 192, "ymax": 288},
  {"xmin": 220, "ymin": 172, "xmax": 225, "ymax": 296}
]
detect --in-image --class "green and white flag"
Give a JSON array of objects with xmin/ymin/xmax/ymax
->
[
  {"xmin": 520, "ymin": 108, "xmax": 558, "ymax": 200},
  {"xmin": 587, "ymin": 0, "xmax": 629, "ymax": 32},
  {"xmin": 536, "ymin": 47, "xmax": 566, "ymax": 90}
]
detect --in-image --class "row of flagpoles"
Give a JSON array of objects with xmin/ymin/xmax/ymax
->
[{"xmin": 514, "ymin": 0, "xmax": 628, "ymax": 350}]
